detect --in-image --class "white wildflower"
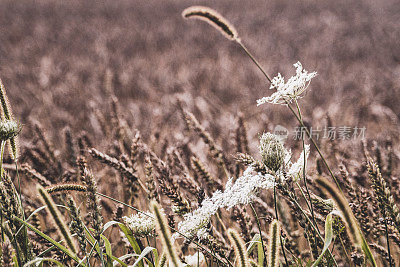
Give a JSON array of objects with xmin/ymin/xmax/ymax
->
[
  {"xmin": 185, "ymin": 252, "xmax": 205, "ymax": 267},
  {"xmin": 173, "ymin": 166, "xmax": 274, "ymax": 240},
  {"xmin": 257, "ymin": 62, "xmax": 317, "ymax": 105},
  {"xmin": 123, "ymin": 211, "xmax": 155, "ymax": 238},
  {"xmin": 287, "ymin": 144, "xmax": 310, "ymax": 180},
  {"xmin": 0, "ymin": 120, "xmax": 21, "ymax": 141},
  {"xmin": 173, "ymin": 134, "xmax": 311, "ymax": 241}
]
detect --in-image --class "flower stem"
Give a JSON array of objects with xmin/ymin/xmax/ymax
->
[{"xmin": 250, "ymin": 203, "xmax": 266, "ymax": 264}]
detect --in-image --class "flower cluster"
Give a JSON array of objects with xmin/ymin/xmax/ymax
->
[
  {"xmin": 173, "ymin": 132, "xmax": 310, "ymax": 240},
  {"xmin": 123, "ymin": 211, "xmax": 155, "ymax": 238},
  {"xmin": 257, "ymin": 62, "xmax": 317, "ymax": 105},
  {"xmin": 259, "ymin": 132, "xmax": 290, "ymax": 172},
  {"xmin": 174, "ymin": 166, "xmax": 275, "ymax": 240},
  {"xmin": 0, "ymin": 120, "xmax": 21, "ymax": 142}
]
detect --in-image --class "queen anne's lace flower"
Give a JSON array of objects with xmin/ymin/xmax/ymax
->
[
  {"xmin": 257, "ymin": 62, "xmax": 317, "ymax": 105},
  {"xmin": 173, "ymin": 166, "xmax": 274, "ymax": 240},
  {"xmin": 173, "ymin": 133, "xmax": 311, "ymax": 240},
  {"xmin": 123, "ymin": 211, "xmax": 155, "ymax": 238}
]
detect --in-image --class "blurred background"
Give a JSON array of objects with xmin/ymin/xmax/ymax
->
[{"xmin": 0, "ymin": 0, "xmax": 399, "ymax": 158}]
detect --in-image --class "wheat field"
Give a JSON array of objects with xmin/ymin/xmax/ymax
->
[{"xmin": 0, "ymin": 0, "xmax": 399, "ymax": 266}]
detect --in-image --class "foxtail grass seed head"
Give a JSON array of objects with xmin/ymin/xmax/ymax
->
[
  {"xmin": 182, "ymin": 6, "xmax": 239, "ymax": 41},
  {"xmin": 0, "ymin": 120, "xmax": 21, "ymax": 141},
  {"xmin": 45, "ymin": 184, "xmax": 87, "ymax": 194},
  {"xmin": 259, "ymin": 132, "xmax": 288, "ymax": 172},
  {"xmin": 227, "ymin": 228, "xmax": 249, "ymax": 267},
  {"xmin": 157, "ymin": 253, "xmax": 167, "ymax": 267},
  {"xmin": 257, "ymin": 62, "xmax": 317, "ymax": 105},
  {"xmin": 0, "ymin": 79, "xmax": 12, "ymax": 120},
  {"xmin": 37, "ymin": 184, "xmax": 77, "ymax": 254},
  {"xmin": 267, "ymin": 220, "xmax": 281, "ymax": 267},
  {"xmin": 123, "ymin": 211, "xmax": 156, "ymax": 238},
  {"xmin": 151, "ymin": 201, "xmax": 181, "ymax": 267}
]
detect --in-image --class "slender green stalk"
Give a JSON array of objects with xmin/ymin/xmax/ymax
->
[
  {"xmin": 286, "ymin": 103, "xmax": 343, "ymax": 194},
  {"xmin": 272, "ymin": 176, "xmax": 289, "ymax": 267},
  {"xmin": 151, "ymin": 201, "xmax": 181, "ymax": 267},
  {"xmin": 249, "ymin": 203, "xmax": 266, "ymax": 263},
  {"xmin": 294, "ymin": 100, "xmax": 319, "ymax": 235},
  {"xmin": 383, "ymin": 211, "xmax": 393, "ymax": 267},
  {"xmin": 315, "ymin": 177, "xmax": 376, "ymax": 266}
]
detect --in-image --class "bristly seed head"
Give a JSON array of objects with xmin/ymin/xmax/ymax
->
[
  {"xmin": 182, "ymin": 6, "xmax": 239, "ymax": 41},
  {"xmin": 259, "ymin": 132, "xmax": 289, "ymax": 172},
  {"xmin": 0, "ymin": 120, "xmax": 21, "ymax": 142}
]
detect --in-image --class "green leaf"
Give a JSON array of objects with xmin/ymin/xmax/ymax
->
[
  {"xmin": 113, "ymin": 254, "xmax": 139, "ymax": 267},
  {"xmin": 311, "ymin": 213, "xmax": 334, "ymax": 267},
  {"xmin": 14, "ymin": 216, "xmax": 82, "ymax": 264},
  {"xmin": 361, "ymin": 235, "xmax": 377, "ymax": 267},
  {"xmin": 132, "ymin": 247, "xmax": 157, "ymax": 267},
  {"xmin": 118, "ymin": 223, "xmax": 143, "ymax": 267},
  {"xmin": 101, "ymin": 234, "xmax": 113, "ymax": 267},
  {"xmin": 23, "ymin": 257, "xmax": 65, "ymax": 267},
  {"xmin": 102, "ymin": 221, "xmax": 121, "ymax": 233},
  {"xmin": 246, "ymin": 234, "xmax": 263, "ymax": 266}
]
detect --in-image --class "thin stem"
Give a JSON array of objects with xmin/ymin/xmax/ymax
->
[
  {"xmin": 294, "ymin": 100, "xmax": 320, "ymax": 236},
  {"xmin": 272, "ymin": 178, "xmax": 290, "ymax": 267},
  {"xmin": 250, "ymin": 203, "xmax": 266, "ymax": 264},
  {"xmin": 288, "ymin": 194, "xmax": 338, "ymax": 266},
  {"xmin": 0, "ymin": 141, "xmax": 5, "ymax": 242},
  {"xmin": 236, "ymin": 41, "xmax": 272, "ymax": 83},
  {"xmin": 146, "ymin": 236, "xmax": 155, "ymax": 266},
  {"xmin": 383, "ymin": 212, "xmax": 393, "ymax": 267},
  {"xmin": 286, "ymin": 103, "xmax": 343, "ymax": 194}
]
